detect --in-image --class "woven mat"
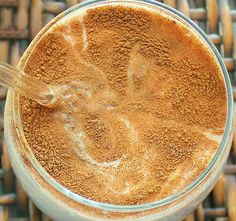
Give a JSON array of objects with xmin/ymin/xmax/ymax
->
[{"xmin": 0, "ymin": 0, "xmax": 236, "ymax": 220}]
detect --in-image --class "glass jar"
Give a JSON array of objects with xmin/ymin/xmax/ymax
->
[{"xmin": 4, "ymin": 0, "xmax": 234, "ymax": 220}]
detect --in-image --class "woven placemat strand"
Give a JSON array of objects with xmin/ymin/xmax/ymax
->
[{"xmin": 0, "ymin": 0, "xmax": 235, "ymax": 220}]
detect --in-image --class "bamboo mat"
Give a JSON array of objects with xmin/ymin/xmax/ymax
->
[{"xmin": 0, "ymin": 0, "xmax": 236, "ymax": 220}]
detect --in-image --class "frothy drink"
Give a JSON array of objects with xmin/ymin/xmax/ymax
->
[{"xmin": 20, "ymin": 2, "xmax": 226, "ymax": 206}]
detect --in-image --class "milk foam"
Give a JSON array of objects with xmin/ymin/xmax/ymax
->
[{"xmin": 44, "ymin": 2, "xmax": 226, "ymax": 198}]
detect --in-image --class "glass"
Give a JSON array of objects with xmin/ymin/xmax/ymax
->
[{"xmin": 4, "ymin": 0, "xmax": 234, "ymax": 220}]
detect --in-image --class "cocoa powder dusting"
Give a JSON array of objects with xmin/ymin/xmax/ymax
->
[{"xmin": 20, "ymin": 5, "xmax": 226, "ymax": 205}]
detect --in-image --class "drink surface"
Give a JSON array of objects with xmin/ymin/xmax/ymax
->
[{"xmin": 20, "ymin": 3, "xmax": 226, "ymax": 205}]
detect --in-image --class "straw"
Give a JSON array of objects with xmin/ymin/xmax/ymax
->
[{"xmin": 0, "ymin": 62, "xmax": 61, "ymax": 108}]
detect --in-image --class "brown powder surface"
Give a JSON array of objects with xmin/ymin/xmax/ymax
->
[{"xmin": 20, "ymin": 5, "xmax": 227, "ymax": 205}]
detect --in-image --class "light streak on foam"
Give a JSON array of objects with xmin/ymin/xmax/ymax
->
[
  {"xmin": 82, "ymin": 24, "xmax": 88, "ymax": 50},
  {"xmin": 119, "ymin": 116, "xmax": 138, "ymax": 145},
  {"xmin": 203, "ymin": 131, "xmax": 223, "ymax": 144},
  {"xmin": 60, "ymin": 113, "xmax": 121, "ymax": 168}
]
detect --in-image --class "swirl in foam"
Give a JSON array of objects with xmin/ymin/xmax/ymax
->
[{"xmin": 20, "ymin": 2, "xmax": 227, "ymax": 205}]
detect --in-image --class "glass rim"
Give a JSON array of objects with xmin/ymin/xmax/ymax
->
[{"xmin": 11, "ymin": 0, "xmax": 233, "ymax": 212}]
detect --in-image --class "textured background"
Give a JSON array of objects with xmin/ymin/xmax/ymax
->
[{"xmin": 0, "ymin": 0, "xmax": 236, "ymax": 220}]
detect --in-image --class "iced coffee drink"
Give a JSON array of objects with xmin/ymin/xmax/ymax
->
[{"xmin": 5, "ymin": 1, "xmax": 233, "ymax": 220}]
